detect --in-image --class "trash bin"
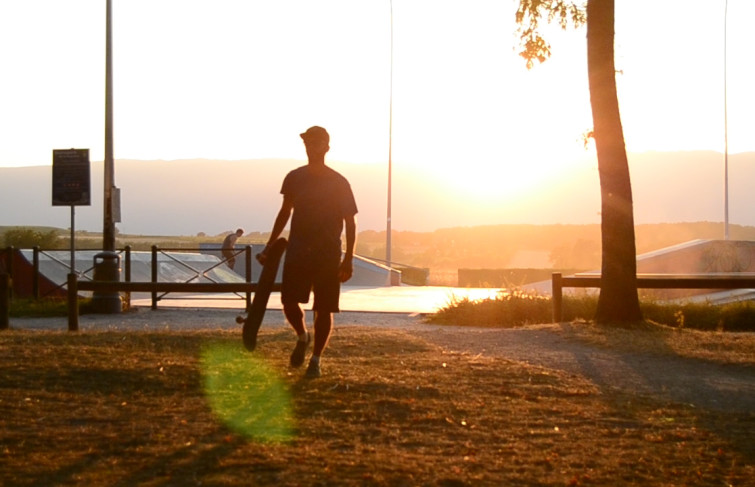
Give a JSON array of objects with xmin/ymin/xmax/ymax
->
[{"xmin": 92, "ymin": 251, "xmax": 122, "ymax": 313}]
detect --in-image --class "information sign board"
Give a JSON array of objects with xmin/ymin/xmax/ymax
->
[{"xmin": 52, "ymin": 149, "xmax": 91, "ymax": 206}]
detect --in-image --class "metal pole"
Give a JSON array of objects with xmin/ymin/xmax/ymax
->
[
  {"xmin": 151, "ymin": 245, "xmax": 158, "ymax": 309},
  {"xmin": 245, "ymin": 245, "xmax": 252, "ymax": 311},
  {"xmin": 124, "ymin": 245, "xmax": 131, "ymax": 308},
  {"xmin": 70, "ymin": 205, "xmax": 76, "ymax": 273},
  {"xmin": 723, "ymin": 0, "xmax": 730, "ymax": 240},
  {"xmin": 67, "ymin": 273, "xmax": 79, "ymax": 332},
  {"xmin": 32, "ymin": 247, "xmax": 39, "ymax": 299},
  {"xmin": 386, "ymin": 0, "xmax": 394, "ymax": 268},
  {"xmin": 103, "ymin": 0, "xmax": 116, "ymax": 251}
]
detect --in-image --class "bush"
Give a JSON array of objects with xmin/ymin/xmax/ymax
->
[
  {"xmin": 429, "ymin": 291, "xmax": 755, "ymax": 332},
  {"xmin": 718, "ymin": 302, "xmax": 755, "ymax": 332},
  {"xmin": 427, "ymin": 289, "xmax": 551, "ymax": 327},
  {"xmin": 2, "ymin": 227, "xmax": 63, "ymax": 249}
]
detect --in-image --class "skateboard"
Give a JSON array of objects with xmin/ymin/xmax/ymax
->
[{"xmin": 240, "ymin": 237, "xmax": 287, "ymax": 351}]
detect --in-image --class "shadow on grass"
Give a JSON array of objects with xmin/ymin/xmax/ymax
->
[
  {"xmin": 1, "ymin": 328, "xmax": 754, "ymax": 485},
  {"xmin": 554, "ymin": 322, "xmax": 755, "ymax": 463}
]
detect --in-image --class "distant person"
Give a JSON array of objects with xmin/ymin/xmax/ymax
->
[
  {"xmin": 257, "ymin": 126, "xmax": 358, "ymax": 378},
  {"xmin": 222, "ymin": 228, "xmax": 244, "ymax": 270}
]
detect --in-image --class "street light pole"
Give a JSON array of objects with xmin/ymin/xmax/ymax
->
[
  {"xmin": 103, "ymin": 0, "xmax": 116, "ymax": 251},
  {"xmin": 386, "ymin": 0, "xmax": 394, "ymax": 268},
  {"xmin": 723, "ymin": 0, "xmax": 730, "ymax": 241},
  {"xmin": 92, "ymin": 0, "xmax": 122, "ymax": 314}
]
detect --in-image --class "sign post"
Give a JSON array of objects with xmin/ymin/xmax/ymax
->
[{"xmin": 52, "ymin": 148, "xmax": 91, "ymax": 274}]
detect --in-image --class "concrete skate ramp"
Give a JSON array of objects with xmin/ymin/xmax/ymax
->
[
  {"xmin": 2, "ymin": 249, "xmax": 68, "ymax": 299},
  {"xmin": 635, "ymin": 239, "xmax": 755, "ymax": 302},
  {"xmin": 525, "ymin": 239, "xmax": 755, "ymax": 304},
  {"xmin": 12, "ymin": 249, "xmax": 243, "ymax": 299},
  {"xmin": 200, "ymin": 243, "xmax": 400, "ymax": 286},
  {"xmin": 9, "ymin": 247, "xmax": 399, "ymax": 299}
]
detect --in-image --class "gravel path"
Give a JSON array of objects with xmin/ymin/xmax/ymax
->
[{"xmin": 8, "ymin": 308, "xmax": 755, "ymax": 414}]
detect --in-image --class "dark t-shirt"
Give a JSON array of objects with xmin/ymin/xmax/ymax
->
[
  {"xmin": 221, "ymin": 233, "xmax": 237, "ymax": 257},
  {"xmin": 281, "ymin": 165, "xmax": 358, "ymax": 263}
]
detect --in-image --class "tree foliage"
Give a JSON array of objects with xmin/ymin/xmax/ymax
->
[
  {"xmin": 1, "ymin": 228, "xmax": 63, "ymax": 249},
  {"xmin": 515, "ymin": 0, "xmax": 586, "ymax": 68}
]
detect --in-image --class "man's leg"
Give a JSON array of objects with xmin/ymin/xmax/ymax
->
[
  {"xmin": 283, "ymin": 301, "xmax": 310, "ymax": 367},
  {"xmin": 305, "ymin": 260, "xmax": 339, "ymax": 378},
  {"xmin": 283, "ymin": 301, "xmax": 306, "ymax": 336},
  {"xmin": 312, "ymin": 311, "xmax": 333, "ymax": 358},
  {"xmin": 304, "ymin": 311, "xmax": 332, "ymax": 379}
]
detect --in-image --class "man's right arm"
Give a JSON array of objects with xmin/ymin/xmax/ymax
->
[{"xmin": 258, "ymin": 196, "xmax": 293, "ymax": 263}]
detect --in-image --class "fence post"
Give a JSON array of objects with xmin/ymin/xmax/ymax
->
[
  {"xmin": 245, "ymin": 245, "xmax": 252, "ymax": 311},
  {"xmin": 1, "ymin": 273, "xmax": 9, "ymax": 330},
  {"xmin": 124, "ymin": 246, "xmax": 131, "ymax": 309},
  {"xmin": 151, "ymin": 245, "xmax": 158, "ymax": 310},
  {"xmin": 552, "ymin": 272, "xmax": 563, "ymax": 323},
  {"xmin": 67, "ymin": 273, "xmax": 79, "ymax": 332},
  {"xmin": 6, "ymin": 247, "xmax": 13, "ymax": 299},
  {"xmin": 33, "ymin": 246, "xmax": 40, "ymax": 299}
]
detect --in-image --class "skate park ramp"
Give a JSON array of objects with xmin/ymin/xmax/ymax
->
[
  {"xmin": 3, "ymin": 248, "xmax": 500, "ymax": 314},
  {"xmin": 8, "ymin": 248, "xmax": 448, "ymax": 311},
  {"xmin": 199, "ymin": 244, "xmax": 400, "ymax": 286},
  {"xmin": 525, "ymin": 239, "xmax": 755, "ymax": 304},
  {"xmin": 635, "ymin": 239, "xmax": 755, "ymax": 303},
  {"xmin": 11, "ymin": 249, "xmax": 244, "ymax": 299},
  {"xmin": 13, "ymin": 246, "xmax": 397, "ymax": 294}
]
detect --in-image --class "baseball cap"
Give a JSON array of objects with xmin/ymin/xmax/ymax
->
[{"xmin": 300, "ymin": 126, "xmax": 330, "ymax": 144}]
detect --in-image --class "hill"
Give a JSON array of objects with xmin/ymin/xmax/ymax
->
[
  {"xmin": 355, "ymin": 222, "xmax": 755, "ymax": 277},
  {"xmin": 5, "ymin": 222, "xmax": 752, "ymax": 286},
  {"xmin": 1, "ymin": 151, "xmax": 753, "ymax": 236}
]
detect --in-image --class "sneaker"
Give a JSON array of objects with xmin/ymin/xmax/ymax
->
[
  {"xmin": 289, "ymin": 332, "xmax": 310, "ymax": 368},
  {"xmin": 305, "ymin": 359, "xmax": 322, "ymax": 379}
]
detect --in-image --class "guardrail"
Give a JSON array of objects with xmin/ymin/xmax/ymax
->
[{"xmin": 551, "ymin": 272, "xmax": 755, "ymax": 322}]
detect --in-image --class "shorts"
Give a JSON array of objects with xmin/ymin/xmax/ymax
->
[{"xmin": 280, "ymin": 257, "xmax": 341, "ymax": 313}]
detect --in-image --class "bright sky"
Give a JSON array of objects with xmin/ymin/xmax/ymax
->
[{"xmin": 1, "ymin": 0, "xmax": 753, "ymax": 207}]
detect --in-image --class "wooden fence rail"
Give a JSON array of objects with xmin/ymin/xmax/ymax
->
[{"xmin": 551, "ymin": 272, "xmax": 755, "ymax": 323}]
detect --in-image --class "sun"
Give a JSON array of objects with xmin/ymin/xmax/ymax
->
[{"xmin": 428, "ymin": 141, "xmax": 589, "ymax": 207}]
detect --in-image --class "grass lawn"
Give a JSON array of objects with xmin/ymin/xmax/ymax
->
[{"xmin": 1, "ymin": 326, "xmax": 753, "ymax": 486}]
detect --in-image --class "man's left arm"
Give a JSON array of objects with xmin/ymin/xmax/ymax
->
[{"xmin": 339, "ymin": 214, "xmax": 357, "ymax": 282}]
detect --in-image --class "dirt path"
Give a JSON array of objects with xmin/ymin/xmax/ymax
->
[
  {"xmin": 9, "ymin": 308, "xmax": 755, "ymax": 414},
  {"xmin": 405, "ymin": 325, "xmax": 755, "ymax": 414}
]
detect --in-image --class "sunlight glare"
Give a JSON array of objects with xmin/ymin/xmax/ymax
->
[{"xmin": 201, "ymin": 343, "xmax": 295, "ymax": 443}]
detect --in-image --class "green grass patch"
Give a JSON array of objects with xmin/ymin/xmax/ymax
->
[{"xmin": 7, "ymin": 297, "xmax": 97, "ymax": 317}]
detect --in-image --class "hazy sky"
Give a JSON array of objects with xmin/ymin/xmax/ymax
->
[{"xmin": 1, "ymin": 0, "xmax": 753, "ymax": 205}]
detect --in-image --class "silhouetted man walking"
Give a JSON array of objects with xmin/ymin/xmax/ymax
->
[{"xmin": 258, "ymin": 126, "xmax": 357, "ymax": 378}]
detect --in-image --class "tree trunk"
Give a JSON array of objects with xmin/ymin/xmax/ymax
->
[{"xmin": 586, "ymin": 0, "xmax": 643, "ymax": 324}]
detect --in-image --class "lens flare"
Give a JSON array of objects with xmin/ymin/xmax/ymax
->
[{"xmin": 201, "ymin": 343, "xmax": 295, "ymax": 443}]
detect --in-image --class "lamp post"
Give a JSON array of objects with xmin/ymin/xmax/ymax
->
[
  {"xmin": 386, "ymin": 0, "xmax": 394, "ymax": 268},
  {"xmin": 104, "ymin": 0, "xmax": 116, "ymax": 251},
  {"xmin": 723, "ymin": 0, "xmax": 730, "ymax": 240},
  {"xmin": 93, "ymin": 0, "xmax": 122, "ymax": 314}
]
